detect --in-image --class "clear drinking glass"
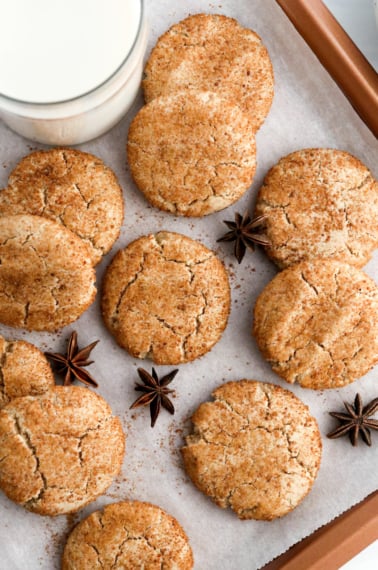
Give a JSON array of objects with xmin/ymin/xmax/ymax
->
[{"xmin": 0, "ymin": 0, "xmax": 147, "ymax": 145}]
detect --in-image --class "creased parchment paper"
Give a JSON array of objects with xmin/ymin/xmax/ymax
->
[{"xmin": 0, "ymin": 1, "xmax": 377, "ymax": 568}]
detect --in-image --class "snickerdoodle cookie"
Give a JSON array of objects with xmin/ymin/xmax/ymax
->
[
  {"xmin": 0, "ymin": 214, "xmax": 96, "ymax": 331},
  {"xmin": 0, "ymin": 335, "xmax": 54, "ymax": 409},
  {"xmin": 101, "ymin": 232, "xmax": 230, "ymax": 364},
  {"xmin": 0, "ymin": 386, "xmax": 125, "ymax": 515},
  {"xmin": 0, "ymin": 148, "xmax": 124, "ymax": 264},
  {"xmin": 254, "ymin": 148, "xmax": 378, "ymax": 269},
  {"xmin": 142, "ymin": 13, "xmax": 274, "ymax": 132},
  {"xmin": 62, "ymin": 501, "xmax": 194, "ymax": 569},
  {"xmin": 127, "ymin": 91, "xmax": 256, "ymax": 216},
  {"xmin": 181, "ymin": 380, "xmax": 321, "ymax": 520},
  {"xmin": 253, "ymin": 259, "xmax": 378, "ymax": 389}
]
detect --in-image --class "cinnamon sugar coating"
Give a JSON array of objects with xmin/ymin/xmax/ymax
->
[
  {"xmin": 0, "ymin": 386, "xmax": 125, "ymax": 515},
  {"xmin": 253, "ymin": 259, "xmax": 378, "ymax": 389},
  {"xmin": 182, "ymin": 380, "xmax": 321, "ymax": 520},
  {"xmin": 101, "ymin": 232, "xmax": 230, "ymax": 364},
  {"xmin": 0, "ymin": 148, "xmax": 124, "ymax": 265},
  {"xmin": 62, "ymin": 501, "xmax": 193, "ymax": 569},
  {"xmin": 127, "ymin": 91, "xmax": 256, "ymax": 216},
  {"xmin": 254, "ymin": 148, "xmax": 378, "ymax": 269},
  {"xmin": 143, "ymin": 13, "xmax": 274, "ymax": 132}
]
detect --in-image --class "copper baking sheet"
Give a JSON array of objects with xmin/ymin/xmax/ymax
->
[
  {"xmin": 265, "ymin": 1, "xmax": 378, "ymax": 566},
  {"xmin": 262, "ymin": 491, "xmax": 378, "ymax": 569},
  {"xmin": 276, "ymin": 0, "xmax": 378, "ymax": 138}
]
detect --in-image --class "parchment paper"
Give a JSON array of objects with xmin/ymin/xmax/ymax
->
[{"xmin": 1, "ymin": 1, "xmax": 377, "ymax": 569}]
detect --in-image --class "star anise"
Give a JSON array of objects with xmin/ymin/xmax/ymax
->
[
  {"xmin": 45, "ymin": 331, "xmax": 99, "ymax": 388},
  {"xmin": 130, "ymin": 367, "xmax": 178, "ymax": 427},
  {"xmin": 217, "ymin": 211, "xmax": 270, "ymax": 263},
  {"xmin": 327, "ymin": 394, "xmax": 378, "ymax": 446}
]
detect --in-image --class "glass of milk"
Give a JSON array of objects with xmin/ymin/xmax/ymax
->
[{"xmin": 0, "ymin": 0, "xmax": 147, "ymax": 145}]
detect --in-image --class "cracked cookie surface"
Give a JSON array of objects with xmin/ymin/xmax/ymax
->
[
  {"xmin": 0, "ymin": 386, "xmax": 125, "ymax": 516},
  {"xmin": 62, "ymin": 500, "xmax": 194, "ymax": 569},
  {"xmin": 127, "ymin": 91, "xmax": 256, "ymax": 216},
  {"xmin": 0, "ymin": 214, "xmax": 96, "ymax": 331},
  {"xmin": 254, "ymin": 148, "xmax": 378, "ymax": 269},
  {"xmin": 101, "ymin": 231, "xmax": 230, "ymax": 364},
  {"xmin": 181, "ymin": 380, "xmax": 321, "ymax": 520},
  {"xmin": 142, "ymin": 13, "xmax": 274, "ymax": 132},
  {"xmin": 0, "ymin": 335, "xmax": 54, "ymax": 409},
  {"xmin": 253, "ymin": 259, "xmax": 378, "ymax": 389},
  {"xmin": 0, "ymin": 148, "xmax": 124, "ymax": 265}
]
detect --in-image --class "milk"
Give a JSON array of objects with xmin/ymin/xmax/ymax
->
[{"xmin": 0, "ymin": 0, "xmax": 147, "ymax": 144}]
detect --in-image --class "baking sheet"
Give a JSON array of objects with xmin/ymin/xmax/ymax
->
[
  {"xmin": 276, "ymin": 0, "xmax": 378, "ymax": 137},
  {"xmin": 0, "ymin": 1, "xmax": 378, "ymax": 569}
]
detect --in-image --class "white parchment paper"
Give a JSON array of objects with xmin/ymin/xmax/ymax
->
[{"xmin": 1, "ymin": 1, "xmax": 377, "ymax": 569}]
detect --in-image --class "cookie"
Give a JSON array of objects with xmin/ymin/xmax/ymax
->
[
  {"xmin": 0, "ymin": 214, "xmax": 96, "ymax": 331},
  {"xmin": 253, "ymin": 259, "xmax": 378, "ymax": 389},
  {"xmin": 181, "ymin": 380, "xmax": 321, "ymax": 520},
  {"xmin": 0, "ymin": 386, "xmax": 125, "ymax": 515},
  {"xmin": 0, "ymin": 148, "xmax": 124, "ymax": 265},
  {"xmin": 101, "ymin": 231, "xmax": 230, "ymax": 364},
  {"xmin": 0, "ymin": 335, "xmax": 54, "ymax": 409},
  {"xmin": 62, "ymin": 500, "xmax": 194, "ymax": 569},
  {"xmin": 127, "ymin": 91, "xmax": 256, "ymax": 216},
  {"xmin": 142, "ymin": 13, "xmax": 274, "ymax": 132},
  {"xmin": 254, "ymin": 148, "xmax": 378, "ymax": 269}
]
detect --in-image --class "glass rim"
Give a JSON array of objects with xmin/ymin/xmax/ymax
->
[{"xmin": 0, "ymin": 0, "xmax": 144, "ymax": 107}]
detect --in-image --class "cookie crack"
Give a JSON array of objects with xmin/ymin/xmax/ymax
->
[
  {"xmin": 332, "ymin": 268, "xmax": 341, "ymax": 301},
  {"xmin": 283, "ymin": 429, "xmax": 315, "ymax": 476},
  {"xmin": 55, "ymin": 205, "xmax": 99, "ymax": 252},
  {"xmin": 73, "ymin": 183, "xmax": 89, "ymax": 207},
  {"xmin": 0, "ymin": 340, "xmax": 14, "ymax": 403},
  {"xmin": 60, "ymin": 150, "xmax": 72, "ymax": 174},
  {"xmin": 256, "ymin": 197, "xmax": 290, "ymax": 210},
  {"xmin": 195, "ymin": 291, "xmax": 207, "ymax": 334},
  {"xmin": 0, "ymin": 235, "xmax": 19, "ymax": 247},
  {"xmin": 9, "ymin": 410, "xmax": 47, "ymax": 505},
  {"xmin": 20, "ymin": 232, "xmax": 33, "ymax": 246},
  {"xmin": 182, "ymin": 290, "xmax": 208, "ymax": 359},
  {"xmin": 40, "ymin": 185, "xmax": 49, "ymax": 215},
  {"xmin": 214, "ymin": 395, "xmax": 250, "ymax": 427},
  {"xmin": 77, "ymin": 416, "xmax": 113, "ymax": 491},
  {"xmin": 112, "ymin": 534, "xmax": 159, "ymax": 569},
  {"xmin": 153, "ymin": 235, "xmax": 214, "ymax": 267},
  {"xmin": 0, "ymin": 453, "xmax": 11, "ymax": 465},
  {"xmin": 23, "ymin": 301, "xmax": 30, "ymax": 326},
  {"xmin": 111, "ymin": 530, "xmax": 130, "ymax": 569},
  {"xmin": 88, "ymin": 544, "xmax": 104, "ymax": 569},
  {"xmin": 270, "ymin": 340, "xmax": 312, "ymax": 370},
  {"xmin": 190, "ymin": 425, "xmax": 234, "ymax": 448},
  {"xmin": 300, "ymin": 271, "xmax": 319, "ymax": 296},
  {"xmin": 154, "ymin": 314, "xmax": 179, "ymax": 335},
  {"xmin": 111, "ymin": 253, "xmax": 148, "ymax": 324},
  {"xmin": 28, "ymin": 241, "xmax": 48, "ymax": 269}
]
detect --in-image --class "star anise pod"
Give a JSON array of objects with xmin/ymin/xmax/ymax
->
[
  {"xmin": 217, "ymin": 211, "xmax": 270, "ymax": 263},
  {"xmin": 45, "ymin": 331, "xmax": 99, "ymax": 388},
  {"xmin": 130, "ymin": 367, "xmax": 178, "ymax": 427},
  {"xmin": 327, "ymin": 394, "xmax": 378, "ymax": 446}
]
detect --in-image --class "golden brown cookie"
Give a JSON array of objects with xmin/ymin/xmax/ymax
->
[
  {"xmin": 254, "ymin": 148, "xmax": 378, "ymax": 269},
  {"xmin": 253, "ymin": 259, "xmax": 378, "ymax": 389},
  {"xmin": 0, "ymin": 386, "xmax": 125, "ymax": 516},
  {"xmin": 127, "ymin": 91, "xmax": 256, "ymax": 216},
  {"xmin": 101, "ymin": 231, "xmax": 230, "ymax": 364},
  {"xmin": 0, "ymin": 148, "xmax": 124, "ymax": 265},
  {"xmin": 181, "ymin": 380, "xmax": 321, "ymax": 520},
  {"xmin": 0, "ymin": 214, "xmax": 96, "ymax": 331},
  {"xmin": 143, "ymin": 13, "xmax": 274, "ymax": 132},
  {"xmin": 0, "ymin": 335, "xmax": 54, "ymax": 409},
  {"xmin": 62, "ymin": 500, "xmax": 194, "ymax": 569}
]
